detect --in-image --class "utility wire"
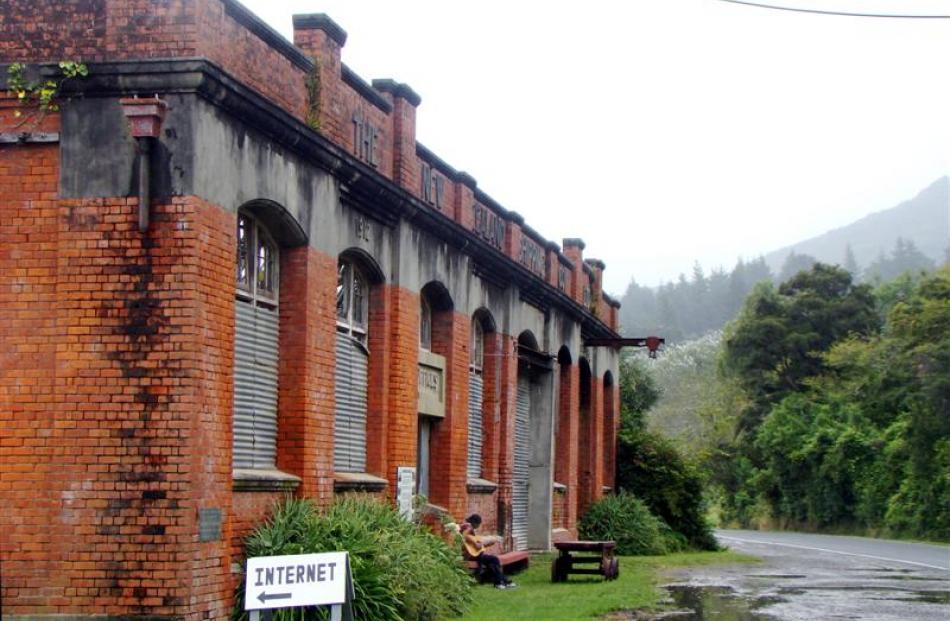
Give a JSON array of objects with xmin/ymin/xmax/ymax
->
[{"xmin": 717, "ymin": 0, "xmax": 950, "ymax": 18}]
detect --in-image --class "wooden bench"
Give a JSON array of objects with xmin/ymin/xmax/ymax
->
[
  {"xmin": 550, "ymin": 540, "xmax": 618, "ymax": 582},
  {"xmin": 465, "ymin": 550, "xmax": 530, "ymax": 578}
]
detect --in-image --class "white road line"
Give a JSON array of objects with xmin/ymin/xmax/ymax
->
[{"xmin": 717, "ymin": 535, "xmax": 950, "ymax": 572}]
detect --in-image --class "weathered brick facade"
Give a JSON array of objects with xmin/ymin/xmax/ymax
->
[{"xmin": 0, "ymin": 1, "xmax": 624, "ymax": 619}]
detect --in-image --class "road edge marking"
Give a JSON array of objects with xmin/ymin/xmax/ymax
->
[{"xmin": 717, "ymin": 535, "xmax": 949, "ymax": 572}]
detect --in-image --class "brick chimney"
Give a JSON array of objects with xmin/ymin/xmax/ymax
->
[
  {"xmin": 293, "ymin": 14, "xmax": 346, "ymax": 135},
  {"xmin": 372, "ymin": 79, "xmax": 421, "ymax": 193},
  {"xmin": 562, "ymin": 238, "xmax": 585, "ymax": 303}
]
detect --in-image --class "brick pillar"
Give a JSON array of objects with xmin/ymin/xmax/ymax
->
[
  {"xmin": 495, "ymin": 334, "xmax": 518, "ymax": 547},
  {"xmin": 562, "ymin": 238, "xmax": 585, "ymax": 304},
  {"xmin": 293, "ymin": 14, "xmax": 348, "ymax": 144},
  {"xmin": 481, "ymin": 331, "xmax": 503, "ymax": 484},
  {"xmin": 590, "ymin": 375, "xmax": 605, "ymax": 503},
  {"xmin": 365, "ymin": 282, "xmax": 392, "ymax": 479},
  {"xmin": 276, "ymin": 246, "xmax": 336, "ymax": 503},
  {"xmin": 554, "ymin": 360, "xmax": 580, "ymax": 532},
  {"xmin": 384, "ymin": 286, "xmax": 420, "ymax": 490},
  {"xmin": 429, "ymin": 311, "xmax": 470, "ymax": 517},
  {"xmin": 372, "ymin": 80, "xmax": 421, "ymax": 193}
]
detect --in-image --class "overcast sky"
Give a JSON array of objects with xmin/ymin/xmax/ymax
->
[{"xmin": 241, "ymin": 0, "xmax": 950, "ymax": 294}]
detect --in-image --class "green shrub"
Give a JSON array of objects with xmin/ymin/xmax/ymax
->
[
  {"xmin": 616, "ymin": 427, "xmax": 720, "ymax": 550},
  {"xmin": 235, "ymin": 496, "xmax": 472, "ymax": 621},
  {"xmin": 578, "ymin": 491, "xmax": 678, "ymax": 555}
]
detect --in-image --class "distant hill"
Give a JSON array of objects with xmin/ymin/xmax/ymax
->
[
  {"xmin": 764, "ymin": 176, "xmax": 949, "ymax": 274},
  {"xmin": 618, "ymin": 177, "xmax": 949, "ymax": 341}
]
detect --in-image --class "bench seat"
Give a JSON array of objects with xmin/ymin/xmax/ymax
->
[{"xmin": 465, "ymin": 550, "xmax": 530, "ymax": 575}]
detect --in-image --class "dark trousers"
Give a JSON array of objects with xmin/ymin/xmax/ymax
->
[{"xmin": 476, "ymin": 553, "xmax": 507, "ymax": 586}]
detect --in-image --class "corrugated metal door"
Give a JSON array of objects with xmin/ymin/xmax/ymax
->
[
  {"xmin": 334, "ymin": 332, "xmax": 368, "ymax": 472},
  {"xmin": 512, "ymin": 376, "xmax": 531, "ymax": 550},
  {"xmin": 233, "ymin": 300, "xmax": 279, "ymax": 469},
  {"xmin": 467, "ymin": 371, "xmax": 484, "ymax": 479}
]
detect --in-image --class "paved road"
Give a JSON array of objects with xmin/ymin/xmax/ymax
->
[
  {"xmin": 718, "ymin": 529, "xmax": 949, "ymax": 571},
  {"xmin": 656, "ymin": 529, "xmax": 950, "ymax": 620}
]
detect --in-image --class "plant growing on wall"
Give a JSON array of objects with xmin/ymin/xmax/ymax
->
[{"xmin": 5, "ymin": 60, "xmax": 88, "ymax": 127}]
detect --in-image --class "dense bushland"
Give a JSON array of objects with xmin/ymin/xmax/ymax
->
[
  {"xmin": 235, "ymin": 496, "xmax": 472, "ymax": 621},
  {"xmin": 714, "ymin": 264, "xmax": 950, "ymax": 539}
]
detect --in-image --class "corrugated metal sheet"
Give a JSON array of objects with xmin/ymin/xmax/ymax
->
[
  {"xmin": 233, "ymin": 300, "xmax": 279, "ymax": 469},
  {"xmin": 513, "ymin": 377, "xmax": 530, "ymax": 550},
  {"xmin": 467, "ymin": 371, "xmax": 484, "ymax": 479},
  {"xmin": 334, "ymin": 331, "xmax": 368, "ymax": 473}
]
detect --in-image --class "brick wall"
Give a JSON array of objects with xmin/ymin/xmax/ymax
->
[
  {"xmin": 0, "ymin": 130, "xmax": 239, "ymax": 617},
  {"xmin": 383, "ymin": 286, "xmax": 420, "ymax": 490},
  {"xmin": 0, "ymin": 0, "xmax": 307, "ymax": 120},
  {"xmin": 275, "ymin": 246, "xmax": 336, "ymax": 501},
  {"xmin": 554, "ymin": 360, "xmax": 580, "ymax": 530},
  {"xmin": 494, "ymin": 334, "xmax": 518, "ymax": 549},
  {"xmin": 428, "ymin": 310, "xmax": 470, "ymax": 517}
]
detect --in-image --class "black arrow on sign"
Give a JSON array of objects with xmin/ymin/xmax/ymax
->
[{"xmin": 257, "ymin": 591, "xmax": 292, "ymax": 604}]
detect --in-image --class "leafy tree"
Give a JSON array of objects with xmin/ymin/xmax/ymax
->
[
  {"xmin": 715, "ymin": 266, "xmax": 949, "ymax": 539},
  {"xmin": 722, "ymin": 264, "xmax": 878, "ymax": 429}
]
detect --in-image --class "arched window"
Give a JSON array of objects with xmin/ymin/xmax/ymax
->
[
  {"xmin": 337, "ymin": 261, "xmax": 368, "ymax": 344},
  {"xmin": 334, "ymin": 258, "xmax": 370, "ymax": 473},
  {"xmin": 233, "ymin": 212, "xmax": 280, "ymax": 470},
  {"xmin": 419, "ymin": 297, "xmax": 432, "ymax": 351}
]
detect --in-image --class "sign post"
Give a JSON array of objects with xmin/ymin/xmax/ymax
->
[{"xmin": 245, "ymin": 552, "xmax": 354, "ymax": 621}]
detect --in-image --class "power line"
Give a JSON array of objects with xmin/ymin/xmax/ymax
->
[{"xmin": 717, "ymin": 0, "xmax": 950, "ymax": 18}]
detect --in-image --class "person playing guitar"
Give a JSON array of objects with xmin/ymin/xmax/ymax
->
[{"xmin": 462, "ymin": 514, "xmax": 516, "ymax": 589}]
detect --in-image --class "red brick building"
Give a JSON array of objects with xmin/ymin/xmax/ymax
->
[{"xmin": 0, "ymin": 1, "xmax": 622, "ymax": 619}]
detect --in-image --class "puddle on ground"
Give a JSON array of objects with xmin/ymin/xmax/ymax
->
[{"xmin": 615, "ymin": 585, "xmax": 782, "ymax": 620}]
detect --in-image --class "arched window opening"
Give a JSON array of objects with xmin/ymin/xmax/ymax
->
[
  {"xmin": 420, "ymin": 297, "xmax": 432, "ymax": 351},
  {"xmin": 337, "ymin": 261, "xmax": 368, "ymax": 345},
  {"xmin": 233, "ymin": 211, "xmax": 280, "ymax": 470},
  {"xmin": 467, "ymin": 313, "xmax": 492, "ymax": 480},
  {"xmin": 334, "ymin": 257, "xmax": 372, "ymax": 474}
]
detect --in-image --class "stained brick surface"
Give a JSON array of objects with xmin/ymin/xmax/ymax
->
[{"xmin": 0, "ymin": 2, "xmax": 621, "ymax": 618}]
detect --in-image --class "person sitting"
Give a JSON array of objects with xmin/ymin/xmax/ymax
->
[{"xmin": 462, "ymin": 513, "xmax": 516, "ymax": 589}]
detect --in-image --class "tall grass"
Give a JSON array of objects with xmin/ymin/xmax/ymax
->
[{"xmin": 235, "ymin": 496, "xmax": 472, "ymax": 621}]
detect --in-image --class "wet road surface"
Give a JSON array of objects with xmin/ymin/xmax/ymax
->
[{"xmin": 652, "ymin": 529, "xmax": 949, "ymax": 620}]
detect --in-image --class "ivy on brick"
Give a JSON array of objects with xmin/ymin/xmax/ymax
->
[{"xmin": 6, "ymin": 60, "xmax": 88, "ymax": 125}]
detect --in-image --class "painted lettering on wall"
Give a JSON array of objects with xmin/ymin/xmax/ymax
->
[
  {"xmin": 352, "ymin": 110, "xmax": 380, "ymax": 167},
  {"xmin": 519, "ymin": 236, "xmax": 545, "ymax": 277},
  {"xmin": 418, "ymin": 366, "xmax": 442, "ymax": 401},
  {"xmin": 472, "ymin": 203, "xmax": 505, "ymax": 250},
  {"xmin": 421, "ymin": 163, "xmax": 445, "ymax": 210},
  {"xmin": 355, "ymin": 215, "xmax": 370, "ymax": 241}
]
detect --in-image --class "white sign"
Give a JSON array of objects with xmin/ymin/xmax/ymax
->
[
  {"xmin": 397, "ymin": 466, "xmax": 416, "ymax": 520},
  {"xmin": 245, "ymin": 552, "xmax": 349, "ymax": 611}
]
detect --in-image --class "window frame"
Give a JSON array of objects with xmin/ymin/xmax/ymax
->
[
  {"xmin": 236, "ymin": 212, "xmax": 279, "ymax": 308},
  {"xmin": 336, "ymin": 259, "xmax": 369, "ymax": 346}
]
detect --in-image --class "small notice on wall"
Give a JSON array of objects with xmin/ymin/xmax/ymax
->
[{"xmin": 396, "ymin": 467, "xmax": 416, "ymax": 520}]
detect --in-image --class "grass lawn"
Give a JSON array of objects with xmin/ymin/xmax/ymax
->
[{"xmin": 457, "ymin": 551, "xmax": 758, "ymax": 621}]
